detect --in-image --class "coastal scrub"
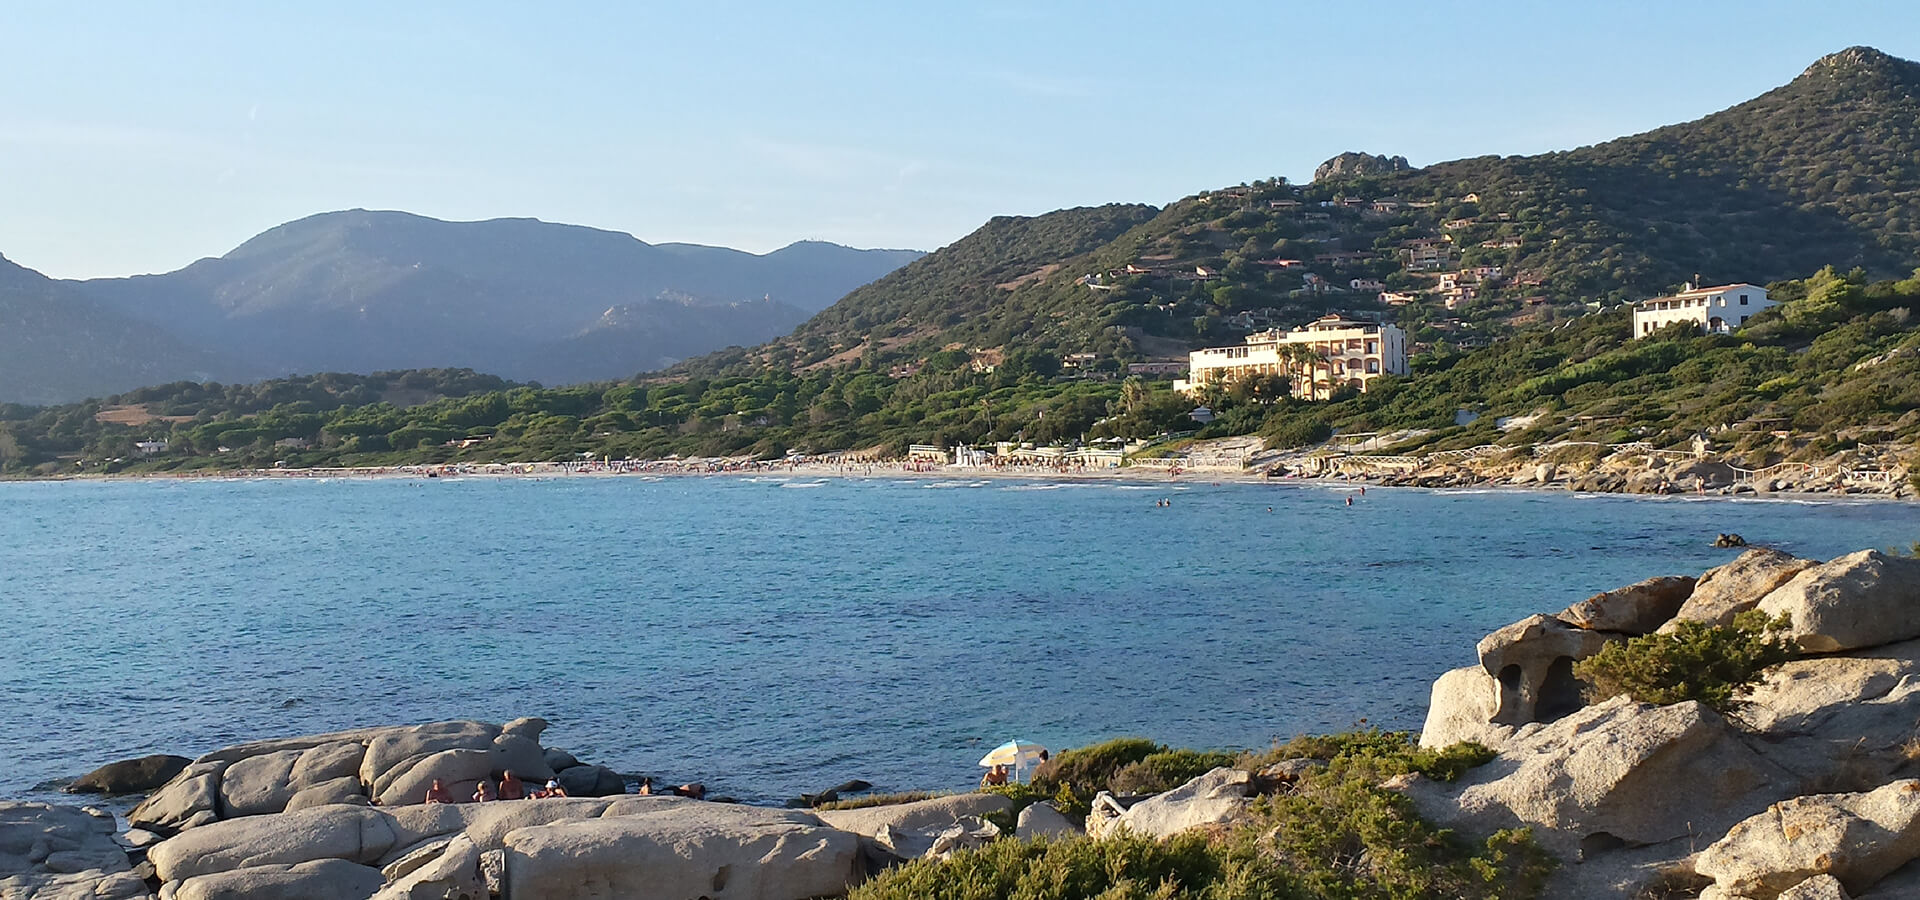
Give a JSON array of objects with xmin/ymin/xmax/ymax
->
[{"xmin": 1574, "ymin": 610, "xmax": 1797, "ymax": 714}]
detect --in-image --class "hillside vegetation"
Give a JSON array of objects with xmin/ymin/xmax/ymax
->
[
  {"xmin": 2, "ymin": 267, "xmax": 1916, "ymax": 477},
  {"xmin": 681, "ymin": 47, "xmax": 1920, "ymax": 379}
]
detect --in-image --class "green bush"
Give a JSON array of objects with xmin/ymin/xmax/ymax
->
[
  {"xmin": 1574, "ymin": 610, "xmax": 1797, "ymax": 714},
  {"xmin": 1110, "ymin": 749, "xmax": 1239, "ymax": 794},
  {"xmin": 1032, "ymin": 737, "xmax": 1163, "ymax": 796},
  {"xmin": 856, "ymin": 731, "xmax": 1549, "ymax": 900},
  {"xmin": 813, "ymin": 790, "xmax": 950, "ymax": 811}
]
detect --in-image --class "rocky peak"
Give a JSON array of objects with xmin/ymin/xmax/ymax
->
[
  {"xmin": 1798, "ymin": 45, "xmax": 1918, "ymax": 84},
  {"xmin": 1312, "ymin": 152, "xmax": 1413, "ymax": 183}
]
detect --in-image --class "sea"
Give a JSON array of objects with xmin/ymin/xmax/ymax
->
[{"xmin": 3, "ymin": 474, "xmax": 1915, "ymax": 805}]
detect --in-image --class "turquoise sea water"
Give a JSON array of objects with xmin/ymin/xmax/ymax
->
[{"xmin": 3, "ymin": 475, "xmax": 1916, "ymax": 804}]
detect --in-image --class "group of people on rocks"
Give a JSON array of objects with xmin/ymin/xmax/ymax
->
[{"xmin": 421, "ymin": 770, "xmax": 707, "ymax": 804}]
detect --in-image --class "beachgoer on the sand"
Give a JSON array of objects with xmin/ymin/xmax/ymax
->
[{"xmin": 424, "ymin": 779, "xmax": 453, "ymax": 804}]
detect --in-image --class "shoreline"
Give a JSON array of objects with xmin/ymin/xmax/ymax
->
[{"xmin": 4, "ymin": 458, "xmax": 1910, "ymax": 504}]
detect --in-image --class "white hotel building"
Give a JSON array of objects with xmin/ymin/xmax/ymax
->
[
  {"xmin": 1177, "ymin": 316, "xmax": 1409, "ymax": 401},
  {"xmin": 1632, "ymin": 283, "xmax": 1775, "ymax": 337}
]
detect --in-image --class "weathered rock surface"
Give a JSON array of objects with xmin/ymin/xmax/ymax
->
[
  {"xmin": 1402, "ymin": 697, "xmax": 1793, "ymax": 857},
  {"xmin": 1419, "ymin": 665, "xmax": 1517, "ymax": 749},
  {"xmin": 1696, "ymin": 780, "xmax": 1920, "ymax": 899},
  {"xmin": 66, "ymin": 755, "xmax": 191, "ymax": 796},
  {"xmin": 1477, "ymin": 614, "xmax": 1617, "ymax": 725},
  {"xmin": 504, "ymin": 802, "xmax": 860, "ymax": 900},
  {"xmin": 0, "ymin": 802, "xmax": 144, "ymax": 900},
  {"xmin": 1560, "ymin": 575, "xmax": 1696, "ymax": 635},
  {"xmin": 170, "ymin": 858, "xmax": 386, "ymax": 900},
  {"xmin": 1089, "ymin": 768, "xmax": 1254, "ymax": 839},
  {"xmin": 128, "ymin": 761, "xmax": 225, "ymax": 834},
  {"xmin": 813, "ymin": 793, "xmax": 1012, "ymax": 840},
  {"xmin": 1778, "ymin": 874, "xmax": 1852, "ymax": 900},
  {"xmin": 149, "ymin": 804, "xmax": 399, "ymax": 883},
  {"xmin": 1669, "ymin": 549, "xmax": 1821, "ymax": 629},
  {"xmin": 286, "ymin": 777, "xmax": 368, "ymax": 812},
  {"xmin": 219, "ymin": 749, "xmax": 306, "ymax": 817},
  {"xmin": 552, "ymin": 764, "xmax": 625, "ymax": 798},
  {"xmin": 1758, "ymin": 550, "xmax": 1920, "ymax": 653},
  {"xmin": 371, "ymin": 834, "xmax": 482, "ymax": 900},
  {"xmin": 1016, "ymin": 801, "xmax": 1081, "ymax": 841}
]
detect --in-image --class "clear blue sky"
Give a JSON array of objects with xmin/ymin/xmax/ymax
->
[{"xmin": 3, "ymin": 1, "xmax": 1916, "ymax": 279}]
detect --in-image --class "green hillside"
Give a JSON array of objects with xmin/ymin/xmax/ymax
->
[{"xmin": 680, "ymin": 46, "xmax": 1920, "ymax": 378}]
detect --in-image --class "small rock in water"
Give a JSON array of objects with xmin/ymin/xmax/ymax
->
[
  {"xmin": 66, "ymin": 754, "xmax": 191, "ymax": 795},
  {"xmin": 1715, "ymin": 533, "xmax": 1748, "ymax": 548},
  {"xmin": 278, "ymin": 698, "xmax": 304, "ymax": 709}
]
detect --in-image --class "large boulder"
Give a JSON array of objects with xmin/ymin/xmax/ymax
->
[
  {"xmin": 361, "ymin": 722, "xmax": 501, "ymax": 797},
  {"xmin": 1779, "ymin": 875, "xmax": 1852, "ymax": 900},
  {"xmin": 1418, "ymin": 665, "xmax": 1517, "ymax": 750},
  {"xmin": 148, "ymin": 804, "xmax": 399, "ymax": 883},
  {"xmin": 375, "ymin": 749, "xmax": 498, "ymax": 807},
  {"xmin": 1561, "ymin": 575, "xmax": 1696, "ymax": 635},
  {"xmin": 287, "ymin": 777, "xmax": 369, "ymax": 812},
  {"xmin": 1090, "ymin": 768, "xmax": 1255, "ymax": 839},
  {"xmin": 1758, "ymin": 551, "xmax": 1920, "ymax": 653},
  {"xmin": 813, "ymin": 794, "xmax": 1012, "ymax": 839},
  {"xmin": 170, "ymin": 858, "xmax": 386, "ymax": 900},
  {"xmin": 1669, "ymin": 549, "xmax": 1821, "ymax": 629},
  {"xmin": 66, "ymin": 755, "xmax": 191, "ymax": 796},
  {"xmin": 1401, "ymin": 697, "xmax": 1795, "ymax": 857},
  {"xmin": 1696, "ymin": 780, "xmax": 1920, "ymax": 899},
  {"xmin": 1016, "ymin": 802, "xmax": 1082, "ymax": 841},
  {"xmin": 1477, "ymin": 614, "xmax": 1618, "ymax": 725},
  {"xmin": 504, "ymin": 801, "xmax": 861, "ymax": 900},
  {"xmin": 219, "ymin": 750, "xmax": 305, "ymax": 818},
  {"xmin": 1735, "ymin": 637, "xmax": 1920, "ymax": 791},
  {"xmin": 553, "ymin": 765, "xmax": 626, "ymax": 798},
  {"xmin": 127, "ymin": 761, "xmax": 226, "ymax": 834},
  {"xmin": 0, "ymin": 802, "xmax": 131, "ymax": 878},
  {"xmin": 372, "ymin": 834, "xmax": 482, "ymax": 900}
]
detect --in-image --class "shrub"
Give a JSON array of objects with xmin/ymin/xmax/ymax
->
[
  {"xmin": 856, "ymin": 730, "xmax": 1549, "ymax": 900},
  {"xmin": 1574, "ymin": 610, "xmax": 1797, "ymax": 714},
  {"xmin": 814, "ymin": 790, "xmax": 950, "ymax": 811},
  {"xmin": 1032, "ymin": 737, "xmax": 1163, "ymax": 796},
  {"xmin": 1110, "ymin": 749, "xmax": 1240, "ymax": 794}
]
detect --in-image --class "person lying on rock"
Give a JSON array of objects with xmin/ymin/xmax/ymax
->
[
  {"xmin": 473, "ymin": 780, "xmax": 497, "ymax": 802},
  {"xmin": 498, "ymin": 771, "xmax": 526, "ymax": 800},
  {"xmin": 424, "ymin": 779, "xmax": 454, "ymax": 804},
  {"xmin": 672, "ymin": 782, "xmax": 706, "ymax": 800}
]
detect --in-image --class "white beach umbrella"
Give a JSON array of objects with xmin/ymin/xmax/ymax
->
[{"xmin": 978, "ymin": 740, "xmax": 1046, "ymax": 768}]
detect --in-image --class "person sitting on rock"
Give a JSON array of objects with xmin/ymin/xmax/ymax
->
[
  {"xmin": 473, "ymin": 780, "xmax": 497, "ymax": 802},
  {"xmin": 539, "ymin": 779, "xmax": 567, "ymax": 798},
  {"xmin": 636, "ymin": 776, "xmax": 654, "ymax": 795},
  {"xmin": 424, "ymin": 779, "xmax": 454, "ymax": 804},
  {"xmin": 498, "ymin": 771, "xmax": 526, "ymax": 801},
  {"xmin": 980, "ymin": 765, "xmax": 1009, "ymax": 788}
]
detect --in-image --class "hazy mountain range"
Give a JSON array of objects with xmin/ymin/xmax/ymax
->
[{"xmin": 0, "ymin": 210, "xmax": 922, "ymax": 405}]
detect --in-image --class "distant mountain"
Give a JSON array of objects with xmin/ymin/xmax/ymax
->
[
  {"xmin": 74, "ymin": 210, "xmax": 922, "ymax": 385},
  {"xmin": 0, "ymin": 254, "xmax": 245, "ymax": 405}
]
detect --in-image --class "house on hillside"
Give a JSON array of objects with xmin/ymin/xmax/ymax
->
[
  {"xmin": 1632, "ymin": 282, "xmax": 1776, "ymax": 337},
  {"xmin": 1380, "ymin": 291, "xmax": 1420, "ymax": 306},
  {"xmin": 134, "ymin": 441, "xmax": 169, "ymax": 456},
  {"xmin": 1177, "ymin": 315, "xmax": 1409, "ymax": 400},
  {"xmin": 1350, "ymin": 278, "xmax": 1386, "ymax": 292}
]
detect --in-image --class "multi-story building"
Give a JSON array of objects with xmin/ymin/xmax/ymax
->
[
  {"xmin": 1632, "ymin": 283, "xmax": 1775, "ymax": 337},
  {"xmin": 1177, "ymin": 315, "xmax": 1409, "ymax": 400}
]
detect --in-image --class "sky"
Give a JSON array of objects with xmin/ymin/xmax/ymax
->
[{"xmin": 2, "ymin": 1, "xmax": 1918, "ymax": 279}]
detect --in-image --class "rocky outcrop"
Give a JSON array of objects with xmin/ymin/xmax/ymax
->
[
  {"xmin": 1669, "ymin": 549, "xmax": 1821, "ymax": 629},
  {"xmin": 815, "ymin": 793, "xmax": 1012, "ymax": 860},
  {"xmin": 1696, "ymin": 780, "xmax": 1920, "ymax": 899},
  {"xmin": 170, "ymin": 858, "xmax": 386, "ymax": 900},
  {"xmin": 1477, "ymin": 614, "xmax": 1617, "ymax": 725},
  {"xmin": 1758, "ymin": 550, "xmax": 1920, "ymax": 653},
  {"xmin": 1087, "ymin": 767, "xmax": 1255, "ymax": 839},
  {"xmin": 65, "ymin": 754, "xmax": 190, "ymax": 796},
  {"xmin": 0, "ymin": 802, "xmax": 147, "ymax": 900},
  {"xmin": 1015, "ymin": 802, "xmax": 1081, "ymax": 841},
  {"xmin": 1405, "ymin": 697, "xmax": 1793, "ymax": 857},
  {"xmin": 1312, "ymin": 152, "xmax": 1413, "ymax": 182},
  {"xmin": 127, "ymin": 719, "xmax": 581, "ymax": 836},
  {"xmin": 1560, "ymin": 575, "xmax": 1696, "ymax": 635},
  {"xmin": 503, "ymin": 802, "xmax": 861, "ymax": 900},
  {"xmin": 1419, "ymin": 666, "xmax": 1515, "ymax": 749}
]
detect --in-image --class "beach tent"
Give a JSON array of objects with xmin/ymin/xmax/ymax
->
[{"xmin": 979, "ymin": 740, "xmax": 1047, "ymax": 784}]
